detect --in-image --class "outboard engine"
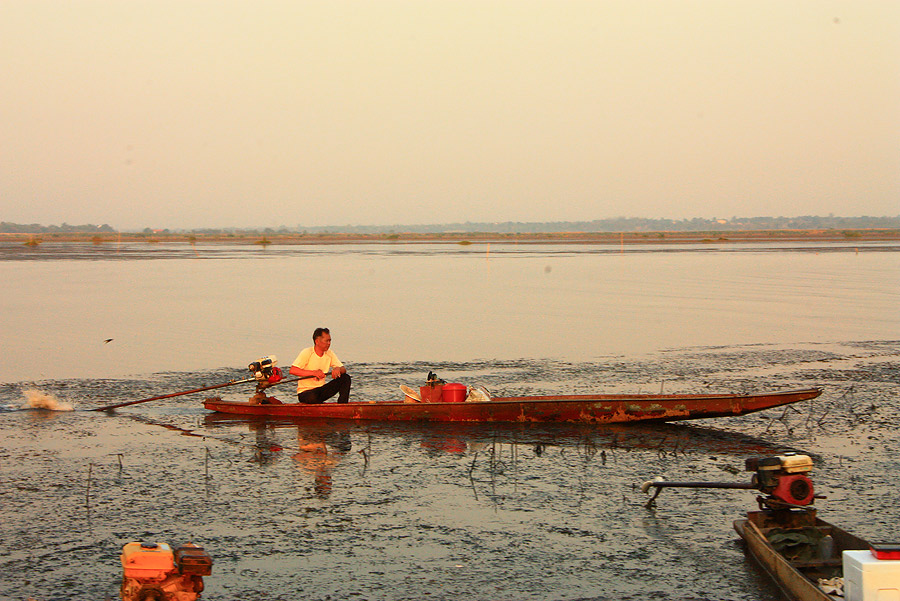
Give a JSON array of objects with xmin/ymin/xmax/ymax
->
[
  {"xmin": 641, "ymin": 453, "xmax": 820, "ymax": 510},
  {"xmin": 121, "ymin": 542, "xmax": 212, "ymax": 601},
  {"xmin": 247, "ymin": 355, "xmax": 286, "ymax": 404},
  {"xmin": 746, "ymin": 454, "xmax": 815, "ymax": 507},
  {"xmin": 248, "ymin": 355, "xmax": 283, "ymax": 384}
]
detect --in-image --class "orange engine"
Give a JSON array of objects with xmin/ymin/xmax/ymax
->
[{"xmin": 121, "ymin": 542, "xmax": 212, "ymax": 601}]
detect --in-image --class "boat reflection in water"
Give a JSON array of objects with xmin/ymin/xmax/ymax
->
[{"xmin": 202, "ymin": 413, "xmax": 800, "ymax": 470}]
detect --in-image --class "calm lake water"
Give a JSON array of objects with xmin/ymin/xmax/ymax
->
[
  {"xmin": 1, "ymin": 239, "xmax": 897, "ymax": 382},
  {"xmin": 1, "ymin": 239, "xmax": 898, "ymax": 601}
]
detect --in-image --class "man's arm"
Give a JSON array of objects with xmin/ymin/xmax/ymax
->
[
  {"xmin": 328, "ymin": 350, "xmax": 347, "ymax": 380},
  {"xmin": 290, "ymin": 365, "xmax": 326, "ymax": 380}
]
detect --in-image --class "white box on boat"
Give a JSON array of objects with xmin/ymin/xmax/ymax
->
[{"xmin": 843, "ymin": 550, "xmax": 900, "ymax": 601}]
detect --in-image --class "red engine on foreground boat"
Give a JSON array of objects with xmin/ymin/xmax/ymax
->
[
  {"xmin": 121, "ymin": 542, "xmax": 212, "ymax": 601},
  {"xmin": 745, "ymin": 453, "xmax": 816, "ymax": 507},
  {"xmin": 640, "ymin": 453, "xmax": 821, "ymax": 509}
]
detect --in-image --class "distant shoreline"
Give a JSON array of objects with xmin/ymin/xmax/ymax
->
[{"xmin": 2, "ymin": 228, "xmax": 899, "ymax": 246}]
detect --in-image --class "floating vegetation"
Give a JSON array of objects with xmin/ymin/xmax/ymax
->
[
  {"xmin": 23, "ymin": 236, "xmax": 41, "ymax": 247},
  {"xmin": 457, "ymin": 240, "xmax": 472, "ymax": 246}
]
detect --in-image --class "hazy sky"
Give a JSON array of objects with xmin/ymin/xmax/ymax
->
[{"xmin": 2, "ymin": 1, "xmax": 898, "ymax": 230}]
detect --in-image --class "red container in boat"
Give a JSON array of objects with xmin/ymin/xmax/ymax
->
[
  {"xmin": 419, "ymin": 384, "xmax": 443, "ymax": 403},
  {"xmin": 870, "ymin": 543, "xmax": 900, "ymax": 560},
  {"xmin": 442, "ymin": 383, "xmax": 467, "ymax": 403}
]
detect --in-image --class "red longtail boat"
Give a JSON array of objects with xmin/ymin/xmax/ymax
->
[{"xmin": 203, "ymin": 387, "xmax": 822, "ymax": 424}]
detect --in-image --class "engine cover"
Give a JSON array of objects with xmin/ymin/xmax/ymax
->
[{"xmin": 773, "ymin": 473, "xmax": 815, "ymax": 506}]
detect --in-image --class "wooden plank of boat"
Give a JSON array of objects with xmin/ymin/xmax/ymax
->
[
  {"xmin": 202, "ymin": 387, "xmax": 822, "ymax": 423},
  {"xmin": 734, "ymin": 510, "xmax": 869, "ymax": 601}
]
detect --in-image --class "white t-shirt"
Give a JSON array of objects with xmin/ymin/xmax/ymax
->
[{"xmin": 292, "ymin": 347, "xmax": 344, "ymax": 393}]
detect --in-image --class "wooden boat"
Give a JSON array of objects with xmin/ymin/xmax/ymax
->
[
  {"xmin": 202, "ymin": 387, "xmax": 822, "ymax": 423},
  {"xmin": 642, "ymin": 454, "xmax": 886, "ymax": 601},
  {"xmin": 734, "ymin": 509, "xmax": 869, "ymax": 601}
]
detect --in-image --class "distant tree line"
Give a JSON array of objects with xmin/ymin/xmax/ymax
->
[
  {"xmin": 171, "ymin": 215, "xmax": 900, "ymax": 235},
  {"xmin": 290, "ymin": 215, "xmax": 900, "ymax": 235},
  {"xmin": 0, "ymin": 221, "xmax": 116, "ymax": 234},
  {"xmin": 2, "ymin": 215, "xmax": 898, "ymax": 235}
]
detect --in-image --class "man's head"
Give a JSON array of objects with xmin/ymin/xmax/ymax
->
[{"xmin": 313, "ymin": 327, "xmax": 331, "ymax": 354}]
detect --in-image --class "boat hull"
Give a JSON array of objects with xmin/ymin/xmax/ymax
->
[
  {"xmin": 734, "ymin": 510, "xmax": 868, "ymax": 601},
  {"xmin": 202, "ymin": 387, "xmax": 822, "ymax": 423}
]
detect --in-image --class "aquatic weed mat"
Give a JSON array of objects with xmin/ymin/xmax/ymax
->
[{"xmin": 2, "ymin": 341, "xmax": 898, "ymax": 601}]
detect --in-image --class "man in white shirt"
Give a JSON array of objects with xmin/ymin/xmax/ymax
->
[{"xmin": 289, "ymin": 327, "xmax": 351, "ymax": 404}]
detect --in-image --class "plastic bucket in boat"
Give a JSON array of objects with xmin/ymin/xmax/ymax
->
[{"xmin": 441, "ymin": 383, "xmax": 467, "ymax": 403}]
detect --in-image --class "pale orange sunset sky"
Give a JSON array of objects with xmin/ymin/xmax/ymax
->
[{"xmin": 1, "ymin": 1, "xmax": 898, "ymax": 230}]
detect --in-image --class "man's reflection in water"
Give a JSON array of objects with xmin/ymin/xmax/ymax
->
[{"xmin": 292, "ymin": 428, "xmax": 351, "ymax": 498}]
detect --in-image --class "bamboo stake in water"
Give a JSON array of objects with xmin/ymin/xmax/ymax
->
[{"xmin": 85, "ymin": 462, "xmax": 93, "ymax": 507}]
